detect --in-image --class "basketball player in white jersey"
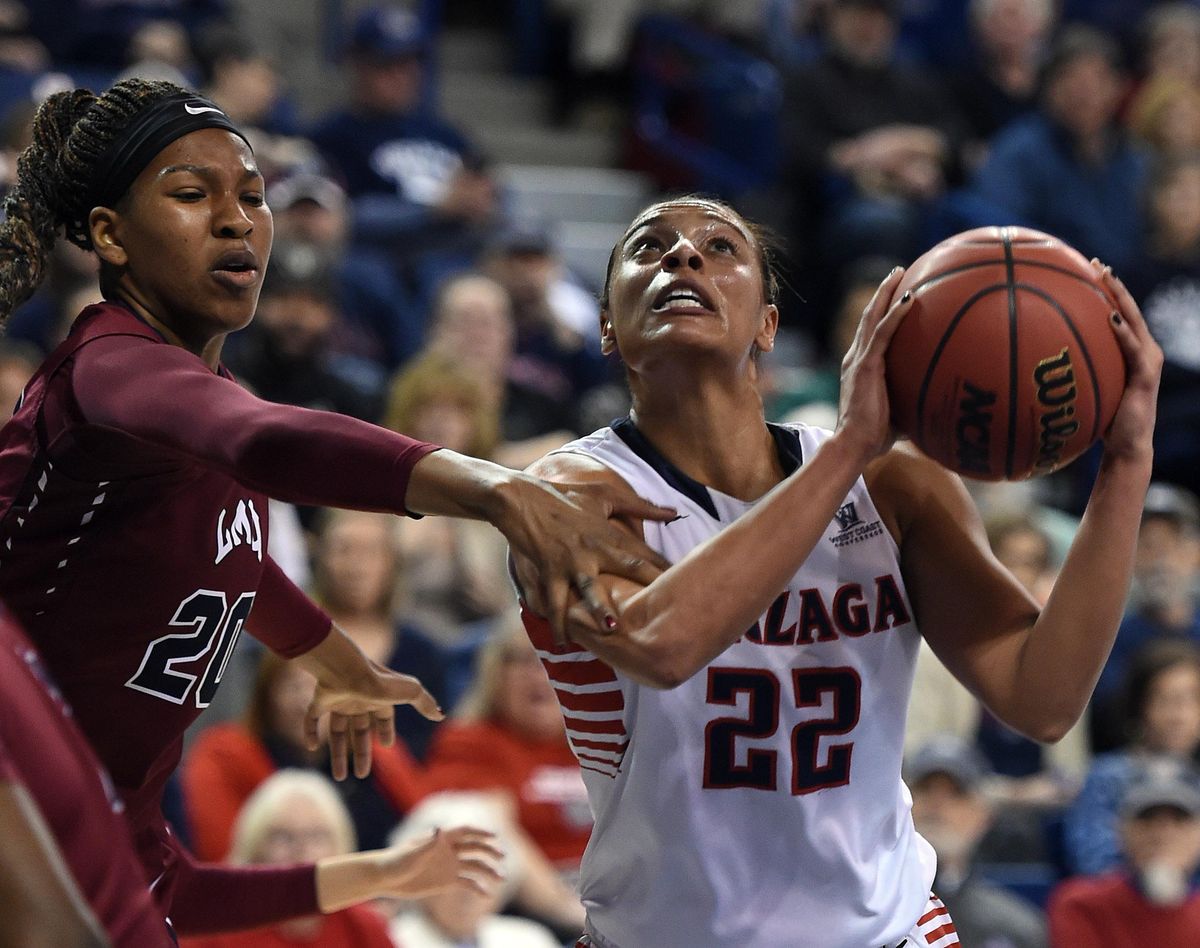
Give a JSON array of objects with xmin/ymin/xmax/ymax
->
[{"xmin": 512, "ymin": 197, "xmax": 1162, "ymax": 948}]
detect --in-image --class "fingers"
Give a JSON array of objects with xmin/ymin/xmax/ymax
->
[
  {"xmin": 859, "ymin": 265, "xmax": 907, "ymax": 339},
  {"xmin": 544, "ymin": 576, "xmax": 571, "ymax": 646},
  {"xmin": 595, "ymin": 530, "xmax": 672, "ymax": 573},
  {"xmin": 374, "ymin": 711, "xmax": 396, "ymax": 748},
  {"xmin": 867, "ymin": 288, "xmax": 915, "ymax": 352},
  {"xmin": 573, "ymin": 572, "xmax": 617, "ymax": 633},
  {"xmin": 350, "ymin": 713, "xmax": 373, "ymax": 779},
  {"xmin": 604, "ymin": 492, "xmax": 678, "ymax": 523},
  {"xmin": 303, "ymin": 702, "xmax": 321, "ymax": 753},
  {"xmin": 328, "ymin": 717, "xmax": 349, "ymax": 782},
  {"xmin": 457, "ymin": 857, "xmax": 504, "ymax": 885}
]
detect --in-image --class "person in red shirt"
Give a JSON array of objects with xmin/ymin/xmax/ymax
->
[
  {"xmin": 1048, "ymin": 773, "xmax": 1200, "ymax": 946},
  {"xmin": 0, "ymin": 604, "xmax": 172, "ymax": 947},
  {"xmin": 184, "ymin": 650, "xmax": 428, "ymax": 862},
  {"xmin": 0, "ymin": 78, "xmax": 669, "ymax": 936},
  {"xmin": 181, "ymin": 769, "xmax": 458, "ymax": 948},
  {"xmin": 427, "ymin": 617, "xmax": 592, "ymax": 870}
]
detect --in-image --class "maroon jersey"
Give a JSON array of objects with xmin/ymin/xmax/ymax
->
[
  {"xmin": 0, "ymin": 301, "xmax": 438, "ymax": 927},
  {"xmin": 0, "ymin": 606, "xmax": 172, "ymax": 946}
]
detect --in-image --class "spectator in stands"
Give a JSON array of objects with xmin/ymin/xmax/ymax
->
[
  {"xmin": 179, "ymin": 770, "xmax": 404, "ymax": 948},
  {"xmin": 310, "ymin": 5, "xmax": 501, "ymax": 306},
  {"xmin": 1122, "ymin": 159, "xmax": 1200, "ymax": 496},
  {"xmin": 907, "ymin": 738, "xmax": 1048, "ymax": 948},
  {"xmin": 948, "ymin": 0, "xmax": 1057, "ymax": 168},
  {"xmin": 270, "ymin": 171, "xmax": 425, "ymax": 369},
  {"xmin": 194, "ymin": 25, "xmax": 298, "ymax": 137},
  {"xmin": 426, "ymin": 615, "xmax": 593, "ymax": 875},
  {"xmin": 223, "ymin": 240, "xmax": 385, "ymax": 421},
  {"xmin": 423, "ymin": 272, "xmax": 576, "ymax": 444},
  {"xmin": 1128, "ymin": 80, "xmax": 1200, "ymax": 157},
  {"xmin": 1139, "ymin": 3, "xmax": 1200, "ymax": 91},
  {"xmin": 483, "ymin": 225, "xmax": 614, "ymax": 413},
  {"xmin": 1067, "ymin": 640, "xmax": 1200, "ymax": 875},
  {"xmin": 1092, "ymin": 483, "xmax": 1200, "ymax": 730},
  {"xmin": 387, "ymin": 791, "xmax": 562, "ymax": 948},
  {"xmin": 1048, "ymin": 773, "xmax": 1200, "ymax": 946},
  {"xmin": 781, "ymin": 0, "xmax": 966, "ymax": 273},
  {"xmin": 182, "ymin": 651, "xmax": 427, "ymax": 861},
  {"xmin": 971, "ymin": 25, "xmax": 1149, "ymax": 274},
  {"xmin": 384, "ymin": 354, "xmax": 514, "ymax": 653},
  {"xmin": 310, "ymin": 508, "xmax": 452, "ymax": 759}
]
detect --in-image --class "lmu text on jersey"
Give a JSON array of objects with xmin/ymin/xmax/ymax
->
[{"xmin": 744, "ymin": 575, "xmax": 911, "ymax": 646}]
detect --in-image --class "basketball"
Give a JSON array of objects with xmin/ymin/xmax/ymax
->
[{"xmin": 885, "ymin": 226, "xmax": 1127, "ymax": 481}]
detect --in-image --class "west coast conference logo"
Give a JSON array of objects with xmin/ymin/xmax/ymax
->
[
  {"xmin": 215, "ymin": 499, "xmax": 263, "ymax": 564},
  {"xmin": 829, "ymin": 500, "xmax": 884, "ymax": 548}
]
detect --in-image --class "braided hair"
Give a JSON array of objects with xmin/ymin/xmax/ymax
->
[{"xmin": 0, "ymin": 78, "xmax": 189, "ymax": 324}]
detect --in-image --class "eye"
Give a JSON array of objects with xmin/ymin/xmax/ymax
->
[
  {"xmin": 173, "ymin": 189, "xmax": 205, "ymax": 202},
  {"xmin": 242, "ymin": 192, "xmax": 266, "ymax": 207},
  {"xmin": 710, "ymin": 235, "xmax": 738, "ymax": 254},
  {"xmin": 630, "ymin": 234, "xmax": 664, "ymax": 254}
]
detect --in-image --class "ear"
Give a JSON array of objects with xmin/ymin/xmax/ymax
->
[
  {"xmin": 599, "ymin": 310, "xmax": 617, "ymax": 357},
  {"xmin": 754, "ymin": 303, "xmax": 779, "ymax": 354},
  {"xmin": 88, "ymin": 207, "xmax": 128, "ymax": 268}
]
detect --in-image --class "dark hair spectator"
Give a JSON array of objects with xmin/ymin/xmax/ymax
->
[{"xmin": 1066, "ymin": 639, "xmax": 1200, "ymax": 876}]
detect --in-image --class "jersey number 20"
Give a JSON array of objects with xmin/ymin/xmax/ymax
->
[
  {"xmin": 125, "ymin": 590, "xmax": 256, "ymax": 707},
  {"xmin": 703, "ymin": 666, "xmax": 861, "ymax": 794}
]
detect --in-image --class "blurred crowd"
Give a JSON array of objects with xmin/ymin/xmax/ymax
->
[{"xmin": 2, "ymin": 0, "xmax": 1200, "ymax": 945}]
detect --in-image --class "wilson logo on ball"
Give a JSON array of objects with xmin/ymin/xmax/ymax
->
[
  {"xmin": 955, "ymin": 382, "xmax": 997, "ymax": 476},
  {"xmin": 1033, "ymin": 348, "xmax": 1079, "ymax": 473}
]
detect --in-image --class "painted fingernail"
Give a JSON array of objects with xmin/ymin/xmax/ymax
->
[
  {"xmin": 900, "ymin": 291, "xmax": 912, "ymax": 304},
  {"xmin": 889, "ymin": 265, "xmax": 901, "ymax": 277},
  {"xmin": 1111, "ymin": 311, "xmax": 1122, "ymax": 325},
  {"xmin": 604, "ymin": 615, "xmax": 618, "ymax": 630},
  {"xmin": 667, "ymin": 513, "xmax": 689, "ymax": 523}
]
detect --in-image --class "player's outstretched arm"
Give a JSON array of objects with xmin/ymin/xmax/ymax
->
[
  {"xmin": 315, "ymin": 826, "xmax": 503, "ymax": 912},
  {"xmin": 0, "ymin": 782, "xmax": 110, "ymax": 948},
  {"xmin": 891, "ymin": 264, "xmax": 1161, "ymax": 743}
]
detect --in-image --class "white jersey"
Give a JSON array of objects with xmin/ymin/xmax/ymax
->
[{"xmin": 524, "ymin": 420, "xmax": 936, "ymax": 948}]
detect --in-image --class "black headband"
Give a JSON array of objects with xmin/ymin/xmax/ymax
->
[{"xmin": 88, "ymin": 92, "xmax": 252, "ymax": 209}]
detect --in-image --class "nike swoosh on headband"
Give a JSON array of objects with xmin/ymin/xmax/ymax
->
[{"xmin": 184, "ymin": 103, "xmax": 223, "ymax": 115}]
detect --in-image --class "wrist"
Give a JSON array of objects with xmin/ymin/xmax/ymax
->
[{"xmin": 825, "ymin": 426, "xmax": 878, "ymax": 471}]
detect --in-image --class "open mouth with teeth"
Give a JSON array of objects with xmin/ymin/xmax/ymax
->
[{"xmin": 652, "ymin": 285, "xmax": 714, "ymax": 313}]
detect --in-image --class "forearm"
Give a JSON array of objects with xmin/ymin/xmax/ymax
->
[
  {"xmin": 580, "ymin": 432, "xmax": 870, "ymax": 686},
  {"xmin": 1008, "ymin": 454, "xmax": 1152, "ymax": 738},
  {"xmin": 402, "ymin": 450, "xmax": 518, "ymax": 521},
  {"xmin": 169, "ymin": 856, "xmax": 317, "ymax": 934},
  {"xmin": 314, "ymin": 851, "xmax": 385, "ymax": 913}
]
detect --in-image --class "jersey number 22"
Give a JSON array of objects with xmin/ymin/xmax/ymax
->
[{"xmin": 703, "ymin": 666, "xmax": 861, "ymax": 794}]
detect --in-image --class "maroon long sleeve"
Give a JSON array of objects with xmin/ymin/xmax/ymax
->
[
  {"xmin": 68, "ymin": 333, "xmax": 439, "ymax": 513},
  {"xmin": 250, "ymin": 556, "xmax": 332, "ymax": 657},
  {"xmin": 165, "ymin": 830, "xmax": 319, "ymax": 935}
]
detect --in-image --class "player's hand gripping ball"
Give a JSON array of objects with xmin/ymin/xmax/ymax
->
[{"xmin": 885, "ymin": 226, "xmax": 1126, "ymax": 480}]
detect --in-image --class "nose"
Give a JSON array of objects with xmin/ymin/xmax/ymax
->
[
  {"xmin": 662, "ymin": 237, "xmax": 703, "ymax": 272},
  {"xmin": 213, "ymin": 191, "xmax": 254, "ymax": 238}
]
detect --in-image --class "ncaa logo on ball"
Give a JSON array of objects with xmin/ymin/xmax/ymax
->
[{"xmin": 1032, "ymin": 348, "xmax": 1079, "ymax": 473}]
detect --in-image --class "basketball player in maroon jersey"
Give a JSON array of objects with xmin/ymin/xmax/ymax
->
[
  {"xmin": 0, "ymin": 79, "xmax": 670, "ymax": 936},
  {"xmin": 0, "ymin": 600, "xmax": 171, "ymax": 947}
]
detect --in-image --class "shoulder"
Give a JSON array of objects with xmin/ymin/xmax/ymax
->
[
  {"xmin": 524, "ymin": 429, "xmax": 626, "ymax": 486},
  {"xmin": 863, "ymin": 440, "xmax": 972, "ymax": 546}
]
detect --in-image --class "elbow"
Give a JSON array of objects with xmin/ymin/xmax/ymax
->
[
  {"xmin": 633, "ymin": 635, "xmax": 695, "ymax": 690},
  {"xmin": 1014, "ymin": 709, "xmax": 1081, "ymax": 745}
]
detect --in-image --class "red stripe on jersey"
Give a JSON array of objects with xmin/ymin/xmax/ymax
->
[
  {"xmin": 544, "ymin": 659, "xmax": 618, "ymax": 686},
  {"xmin": 521, "ymin": 606, "xmax": 586, "ymax": 655},
  {"xmin": 571, "ymin": 737, "xmax": 629, "ymax": 753},
  {"xmin": 918, "ymin": 906, "xmax": 947, "ymax": 926},
  {"xmin": 563, "ymin": 716, "xmax": 626, "ymax": 735},
  {"xmin": 925, "ymin": 922, "xmax": 958, "ymax": 943},
  {"xmin": 577, "ymin": 751, "xmax": 622, "ymax": 766},
  {"xmin": 555, "ymin": 688, "xmax": 624, "ymax": 712},
  {"xmin": 580, "ymin": 762, "xmax": 617, "ymax": 777}
]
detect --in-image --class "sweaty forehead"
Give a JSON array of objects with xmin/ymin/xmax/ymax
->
[{"xmin": 625, "ymin": 201, "xmax": 753, "ymax": 243}]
